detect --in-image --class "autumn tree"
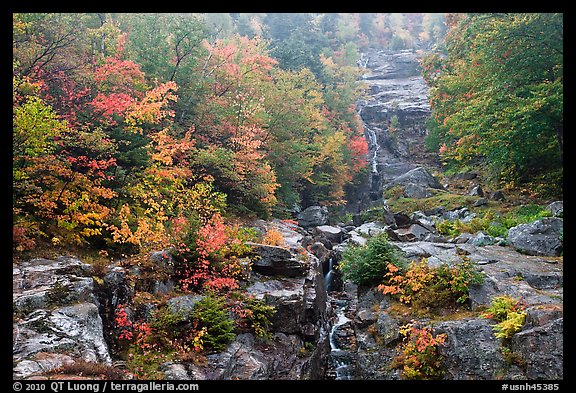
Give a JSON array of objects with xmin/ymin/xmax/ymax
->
[
  {"xmin": 190, "ymin": 34, "xmax": 279, "ymax": 217},
  {"xmin": 13, "ymin": 13, "xmax": 376, "ymax": 253}
]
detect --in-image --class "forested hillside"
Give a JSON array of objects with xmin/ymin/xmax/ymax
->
[
  {"xmin": 13, "ymin": 13, "xmax": 563, "ymax": 382},
  {"xmin": 420, "ymin": 13, "xmax": 562, "ymax": 195},
  {"xmin": 13, "ymin": 13, "xmax": 447, "ymax": 256}
]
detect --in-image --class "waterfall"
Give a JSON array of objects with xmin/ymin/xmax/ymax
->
[
  {"xmin": 327, "ymin": 298, "xmax": 354, "ymax": 380},
  {"xmin": 365, "ymin": 125, "xmax": 380, "ymax": 175},
  {"xmin": 357, "ymin": 53, "xmax": 369, "ymax": 69},
  {"xmin": 358, "ymin": 107, "xmax": 382, "ymax": 199},
  {"xmin": 325, "ymin": 258, "xmax": 334, "ymax": 292}
]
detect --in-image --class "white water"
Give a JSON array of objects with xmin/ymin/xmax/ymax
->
[
  {"xmin": 365, "ymin": 124, "xmax": 381, "ymax": 175},
  {"xmin": 328, "ymin": 299, "xmax": 354, "ymax": 380},
  {"xmin": 324, "ymin": 258, "xmax": 334, "ymax": 292}
]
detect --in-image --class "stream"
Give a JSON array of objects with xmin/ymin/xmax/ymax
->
[
  {"xmin": 327, "ymin": 297, "xmax": 354, "ymax": 380},
  {"xmin": 324, "ymin": 49, "xmax": 431, "ymax": 380}
]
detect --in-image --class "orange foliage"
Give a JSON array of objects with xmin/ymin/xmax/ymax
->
[{"xmin": 261, "ymin": 229, "xmax": 285, "ymax": 247}]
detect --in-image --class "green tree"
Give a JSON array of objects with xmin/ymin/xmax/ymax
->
[{"xmin": 421, "ymin": 13, "xmax": 562, "ymax": 194}]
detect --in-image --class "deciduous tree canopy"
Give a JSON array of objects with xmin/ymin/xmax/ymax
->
[{"xmin": 420, "ymin": 13, "xmax": 563, "ymax": 194}]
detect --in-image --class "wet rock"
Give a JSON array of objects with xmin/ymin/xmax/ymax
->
[
  {"xmin": 309, "ymin": 242, "xmax": 332, "ymax": 265},
  {"xmin": 102, "ymin": 267, "xmax": 133, "ymax": 310},
  {"xmin": 297, "ymin": 206, "xmax": 328, "ymax": 228},
  {"xmin": 13, "ymin": 302, "xmax": 112, "ymax": 378},
  {"xmin": 248, "ymin": 242, "xmax": 309, "ymax": 277},
  {"xmin": 390, "ymin": 241, "xmax": 563, "ymax": 309},
  {"xmin": 246, "ymin": 251, "xmax": 328, "ymax": 343},
  {"xmin": 13, "ymin": 257, "xmax": 97, "ymax": 315},
  {"xmin": 13, "ymin": 256, "xmax": 115, "ymax": 379},
  {"xmin": 313, "ymin": 225, "xmax": 344, "ymax": 244},
  {"xmin": 507, "ymin": 218, "xmax": 563, "ymax": 256},
  {"xmin": 247, "ymin": 279, "xmax": 304, "ymax": 334}
]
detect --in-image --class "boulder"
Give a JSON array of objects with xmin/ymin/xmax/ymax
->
[
  {"xmin": 491, "ymin": 190, "xmax": 506, "ymax": 201},
  {"xmin": 375, "ymin": 312, "xmax": 400, "ymax": 346},
  {"xmin": 248, "ymin": 242, "xmax": 309, "ymax": 277},
  {"xmin": 510, "ymin": 318, "xmax": 563, "ymax": 379},
  {"xmin": 443, "ymin": 207, "xmax": 470, "ymax": 221},
  {"xmin": 507, "ymin": 218, "xmax": 563, "ymax": 256},
  {"xmin": 452, "ymin": 171, "xmax": 478, "ymax": 180},
  {"xmin": 393, "ymin": 212, "xmax": 412, "ymax": 228},
  {"xmin": 410, "ymin": 211, "xmax": 437, "ymax": 230},
  {"xmin": 313, "ymin": 225, "xmax": 344, "ymax": 244},
  {"xmin": 453, "ymin": 232, "xmax": 473, "ymax": 244},
  {"xmin": 309, "ymin": 242, "xmax": 332, "ymax": 265},
  {"xmin": 166, "ymin": 294, "xmax": 204, "ymax": 319},
  {"xmin": 355, "ymin": 309, "xmax": 378, "ymax": 329},
  {"xmin": 545, "ymin": 201, "xmax": 563, "ymax": 217},
  {"xmin": 297, "ymin": 206, "xmax": 328, "ymax": 228},
  {"xmin": 390, "ymin": 223, "xmax": 434, "ymax": 242},
  {"xmin": 384, "ymin": 166, "xmax": 442, "ymax": 190},
  {"xmin": 473, "ymin": 197, "xmax": 488, "ymax": 207},
  {"xmin": 403, "ymin": 183, "xmax": 433, "ymax": 199},
  {"xmin": 436, "ymin": 318, "xmax": 506, "ymax": 380},
  {"xmin": 468, "ymin": 231, "xmax": 496, "ymax": 247},
  {"xmin": 13, "ymin": 302, "xmax": 112, "ymax": 378},
  {"xmin": 345, "ymin": 222, "xmax": 388, "ymax": 247},
  {"xmin": 468, "ymin": 184, "xmax": 484, "ymax": 197}
]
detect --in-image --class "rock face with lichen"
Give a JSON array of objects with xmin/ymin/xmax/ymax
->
[
  {"xmin": 12, "ymin": 219, "xmax": 332, "ymax": 380},
  {"xmin": 12, "ymin": 209, "xmax": 564, "ymax": 380},
  {"xmin": 13, "ymin": 257, "xmax": 112, "ymax": 379}
]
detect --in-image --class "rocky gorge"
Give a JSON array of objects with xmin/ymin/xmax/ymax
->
[{"xmin": 13, "ymin": 50, "xmax": 563, "ymax": 381}]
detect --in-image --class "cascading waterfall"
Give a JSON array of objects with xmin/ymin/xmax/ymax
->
[
  {"xmin": 359, "ymin": 109, "xmax": 380, "ymax": 176},
  {"xmin": 357, "ymin": 52, "xmax": 369, "ymax": 69},
  {"xmin": 324, "ymin": 259, "xmax": 355, "ymax": 380},
  {"xmin": 324, "ymin": 258, "xmax": 334, "ymax": 292},
  {"xmin": 327, "ymin": 298, "xmax": 354, "ymax": 380},
  {"xmin": 358, "ymin": 108, "xmax": 382, "ymax": 200}
]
